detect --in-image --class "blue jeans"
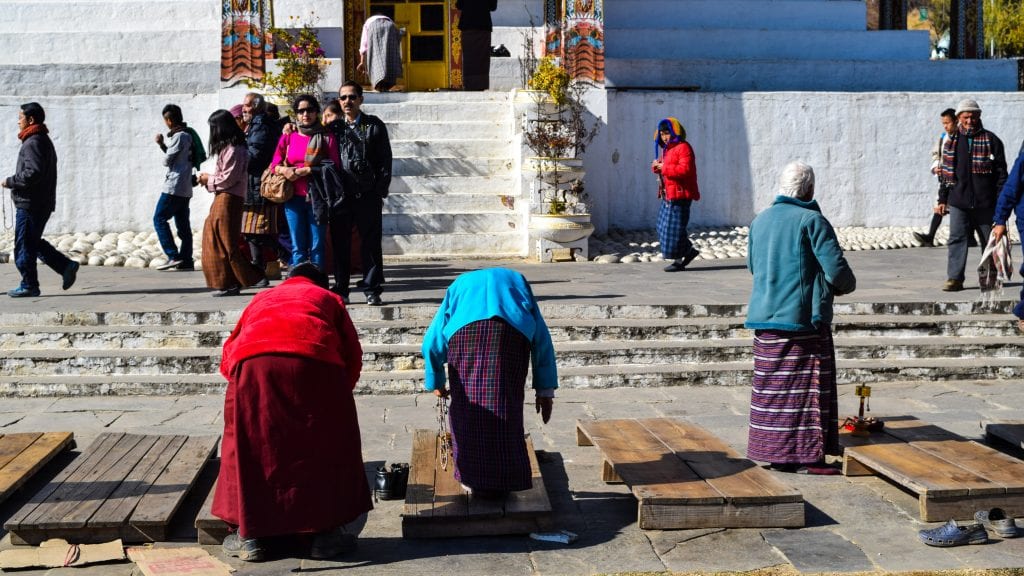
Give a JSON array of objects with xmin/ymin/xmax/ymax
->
[
  {"xmin": 153, "ymin": 193, "xmax": 193, "ymax": 262},
  {"xmin": 14, "ymin": 208, "xmax": 72, "ymax": 290},
  {"xmin": 284, "ymin": 194, "xmax": 325, "ymax": 268}
]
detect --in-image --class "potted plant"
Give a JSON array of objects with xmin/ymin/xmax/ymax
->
[
  {"xmin": 520, "ymin": 56, "xmax": 600, "ymax": 260},
  {"xmin": 256, "ymin": 16, "xmax": 328, "ymax": 107}
]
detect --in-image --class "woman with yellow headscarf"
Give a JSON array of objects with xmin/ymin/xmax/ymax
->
[{"xmin": 651, "ymin": 117, "xmax": 701, "ymax": 271}]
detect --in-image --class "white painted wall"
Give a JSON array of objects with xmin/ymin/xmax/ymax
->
[{"xmin": 585, "ymin": 91, "xmax": 1024, "ymax": 232}]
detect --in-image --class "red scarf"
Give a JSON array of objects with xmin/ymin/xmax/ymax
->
[{"xmin": 17, "ymin": 123, "xmax": 48, "ymax": 141}]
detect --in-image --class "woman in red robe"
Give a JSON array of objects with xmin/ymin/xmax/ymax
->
[{"xmin": 213, "ymin": 262, "xmax": 371, "ymax": 562}]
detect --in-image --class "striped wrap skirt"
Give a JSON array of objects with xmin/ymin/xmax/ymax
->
[
  {"xmin": 746, "ymin": 327, "xmax": 840, "ymax": 465},
  {"xmin": 447, "ymin": 318, "xmax": 532, "ymax": 492},
  {"xmin": 656, "ymin": 199, "xmax": 694, "ymax": 260}
]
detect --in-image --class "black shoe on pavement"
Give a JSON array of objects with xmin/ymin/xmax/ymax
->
[
  {"xmin": 913, "ymin": 232, "xmax": 934, "ymax": 247},
  {"xmin": 367, "ymin": 294, "xmax": 383, "ymax": 306},
  {"xmin": 212, "ymin": 286, "xmax": 241, "ymax": 297},
  {"xmin": 62, "ymin": 261, "xmax": 80, "ymax": 290},
  {"xmin": 681, "ymin": 248, "xmax": 700, "ymax": 269}
]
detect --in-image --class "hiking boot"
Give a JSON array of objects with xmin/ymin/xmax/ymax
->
[
  {"xmin": 310, "ymin": 529, "xmax": 357, "ymax": 559},
  {"xmin": 942, "ymin": 279, "xmax": 964, "ymax": 292},
  {"xmin": 222, "ymin": 532, "xmax": 265, "ymax": 562}
]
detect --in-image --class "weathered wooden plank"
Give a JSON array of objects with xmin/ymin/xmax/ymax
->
[
  {"xmin": 638, "ymin": 500, "xmax": 805, "ymax": 530},
  {"xmin": 576, "ymin": 419, "xmax": 722, "ymax": 505},
  {"xmin": 502, "ymin": 436, "xmax": 552, "ymax": 518},
  {"xmin": 130, "ymin": 435, "xmax": 219, "ymax": 541},
  {"xmin": 195, "ymin": 460, "xmax": 229, "ymax": 545},
  {"xmin": 0, "ymin": 432, "xmax": 73, "ymax": 503},
  {"xmin": 0, "ymin": 433, "xmax": 43, "ymax": 471},
  {"xmin": 403, "ymin": 429, "xmax": 438, "ymax": 518},
  {"xmin": 27, "ymin": 433, "xmax": 145, "ymax": 529},
  {"xmin": 44, "ymin": 435, "xmax": 160, "ymax": 530},
  {"xmin": 639, "ymin": 418, "xmax": 802, "ymax": 504},
  {"xmin": 429, "ymin": 433, "xmax": 471, "ymax": 519},
  {"xmin": 922, "ymin": 493, "xmax": 1024, "ymax": 522},
  {"xmin": 90, "ymin": 435, "xmax": 187, "ymax": 528},
  {"xmin": 5, "ymin": 433, "xmax": 119, "ymax": 533},
  {"xmin": 843, "ymin": 441, "xmax": 999, "ymax": 497},
  {"xmin": 987, "ymin": 421, "xmax": 1024, "ymax": 451}
]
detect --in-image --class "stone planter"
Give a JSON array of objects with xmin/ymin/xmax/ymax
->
[{"xmin": 529, "ymin": 213, "xmax": 594, "ymax": 262}]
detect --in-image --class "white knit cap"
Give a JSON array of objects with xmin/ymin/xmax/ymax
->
[{"xmin": 955, "ymin": 98, "xmax": 981, "ymax": 115}]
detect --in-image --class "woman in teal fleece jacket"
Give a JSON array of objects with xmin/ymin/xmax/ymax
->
[{"xmin": 745, "ymin": 161, "xmax": 856, "ymax": 475}]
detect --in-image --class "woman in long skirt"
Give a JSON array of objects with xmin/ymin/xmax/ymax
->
[
  {"xmin": 421, "ymin": 268, "xmax": 557, "ymax": 497},
  {"xmin": 652, "ymin": 117, "xmax": 701, "ymax": 272}
]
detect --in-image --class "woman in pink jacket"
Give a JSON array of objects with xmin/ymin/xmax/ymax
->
[
  {"xmin": 651, "ymin": 117, "xmax": 701, "ymax": 272},
  {"xmin": 198, "ymin": 110, "xmax": 266, "ymax": 296}
]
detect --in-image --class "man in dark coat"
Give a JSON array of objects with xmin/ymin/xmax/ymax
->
[
  {"xmin": 1, "ymin": 102, "xmax": 78, "ymax": 298},
  {"xmin": 936, "ymin": 98, "xmax": 1008, "ymax": 292},
  {"xmin": 456, "ymin": 0, "xmax": 497, "ymax": 90},
  {"xmin": 241, "ymin": 92, "xmax": 284, "ymax": 279},
  {"xmin": 327, "ymin": 81, "xmax": 392, "ymax": 306}
]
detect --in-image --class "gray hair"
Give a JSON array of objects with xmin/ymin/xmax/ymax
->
[
  {"xmin": 778, "ymin": 161, "xmax": 815, "ymax": 200},
  {"xmin": 244, "ymin": 92, "xmax": 266, "ymax": 114}
]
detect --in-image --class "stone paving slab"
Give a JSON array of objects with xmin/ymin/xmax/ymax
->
[{"xmin": 762, "ymin": 529, "xmax": 875, "ymax": 573}]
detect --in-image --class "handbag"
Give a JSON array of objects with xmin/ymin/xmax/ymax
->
[{"xmin": 259, "ymin": 162, "xmax": 294, "ymax": 204}]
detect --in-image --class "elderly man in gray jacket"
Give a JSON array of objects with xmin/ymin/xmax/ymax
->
[{"xmin": 153, "ymin": 103, "xmax": 196, "ymax": 271}]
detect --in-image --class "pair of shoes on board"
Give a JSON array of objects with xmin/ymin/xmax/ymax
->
[
  {"xmin": 62, "ymin": 261, "xmax": 79, "ymax": 290},
  {"xmin": 222, "ymin": 532, "xmax": 265, "ymax": 562},
  {"xmin": 913, "ymin": 232, "xmax": 934, "ymax": 247},
  {"xmin": 310, "ymin": 529, "xmax": 357, "ymax": 560},
  {"xmin": 942, "ymin": 279, "xmax": 964, "ymax": 292},
  {"xmin": 366, "ymin": 294, "xmax": 383, "ymax": 306},
  {"xmin": 918, "ymin": 519, "xmax": 988, "ymax": 547},
  {"xmin": 975, "ymin": 507, "xmax": 1019, "ymax": 538},
  {"xmin": 8, "ymin": 286, "xmax": 41, "ymax": 298},
  {"xmin": 211, "ymin": 286, "xmax": 241, "ymax": 297}
]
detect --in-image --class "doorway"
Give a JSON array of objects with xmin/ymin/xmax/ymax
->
[{"xmin": 346, "ymin": 0, "xmax": 456, "ymax": 91}]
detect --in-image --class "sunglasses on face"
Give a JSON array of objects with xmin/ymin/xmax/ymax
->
[
  {"xmin": 338, "ymin": 94, "xmax": 360, "ymax": 102},
  {"xmin": 295, "ymin": 108, "xmax": 317, "ymax": 115}
]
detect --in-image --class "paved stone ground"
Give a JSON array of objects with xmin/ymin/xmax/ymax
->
[{"xmin": 1, "ymin": 246, "xmax": 1023, "ymax": 575}]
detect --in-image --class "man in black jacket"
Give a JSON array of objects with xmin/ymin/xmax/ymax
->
[
  {"xmin": 935, "ymin": 98, "xmax": 1009, "ymax": 292},
  {"xmin": 327, "ymin": 81, "xmax": 392, "ymax": 306},
  {"xmin": 1, "ymin": 102, "xmax": 78, "ymax": 298}
]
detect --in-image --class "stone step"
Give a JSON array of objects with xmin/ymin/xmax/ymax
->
[
  {"xmin": 0, "ymin": 301, "xmax": 1015, "ymax": 328},
  {"xmin": 0, "ymin": 31, "xmax": 217, "ymax": 65},
  {"xmin": 382, "ymin": 212, "xmax": 519, "ymax": 236},
  {"xmin": 392, "ymin": 156, "xmax": 514, "ymax": 178},
  {"xmin": 383, "ymin": 192, "xmax": 515, "ymax": 216},
  {"xmin": 383, "ymin": 233, "xmax": 525, "ymax": 257},
  {"xmin": 1, "ymin": 0, "xmax": 218, "ymax": 34},
  {"xmin": 603, "ymin": 58, "xmax": 1020, "ymax": 91},
  {"xmin": 5, "ymin": 335, "xmax": 1023, "ymax": 376},
  {"xmin": 605, "ymin": 29, "xmax": 929, "ymax": 61},
  {"xmin": 3, "ymin": 314, "xmax": 1020, "ymax": 350},
  {"xmin": 391, "ymin": 139, "xmax": 513, "ymax": 159},
  {"xmin": 364, "ymin": 101, "xmax": 512, "ymax": 121},
  {"xmin": 3, "ymin": 357, "xmax": 1024, "ymax": 396},
  {"xmin": 390, "ymin": 175, "xmax": 516, "ymax": 196},
  {"xmin": 387, "ymin": 120, "xmax": 509, "ymax": 141},
  {"xmin": 363, "ymin": 91, "xmax": 513, "ymax": 105},
  {"xmin": 604, "ymin": 0, "xmax": 865, "ymax": 31}
]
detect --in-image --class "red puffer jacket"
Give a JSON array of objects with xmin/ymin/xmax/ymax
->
[{"xmin": 654, "ymin": 140, "xmax": 700, "ymax": 202}]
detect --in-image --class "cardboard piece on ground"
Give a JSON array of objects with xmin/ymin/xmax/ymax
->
[
  {"xmin": 126, "ymin": 546, "xmax": 234, "ymax": 576},
  {"xmin": 0, "ymin": 538, "xmax": 125, "ymax": 569}
]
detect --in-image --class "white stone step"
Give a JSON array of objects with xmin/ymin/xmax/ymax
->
[
  {"xmin": 1, "ymin": 0, "xmax": 218, "ymax": 33},
  {"xmin": 605, "ymin": 29, "xmax": 929, "ymax": 61},
  {"xmin": 384, "ymin": 193, "xmax": 515, "ymax": 215},
  {"xmin": 363, "ymin": 91, "xmax": 513, "ymax": 105},
  {"xmin": 0, "ymin": 31, "xmax": 217, "ymax": 65},
  {"xmin": 383, "ymin": 233, "xmax": 524, "ymax": 257},
  {"xmin": 387, "ymin": 120, "xmax": 509, "ymax": 141},
  {"xmin": 390, "ymin": 175, "xmax": 516, "ymax": 196},
  {"xmin": 363, "ymin": 101, "xmax": 512, "ymax": 121},
  {"xmin": 605, "ymin": 0, "xmax": 865, "ymax": 30},
  {"xmin": 392, "ymin": 156, "xmax": 514, "ymax": 178},
  {"xmin": 604, "ymin": 58, "xmax": 1020, "ymax": 91},
  {"xmin": 391, "ymin": 139, "xmax": 513, "ymax": 159},
  {"xmin": 382, "ymin": 212, "xmax": 519, "ymax": 236}
]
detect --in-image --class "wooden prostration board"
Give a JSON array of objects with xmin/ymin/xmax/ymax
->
[
  {"xmin": 841, "ymin": 416, "xmax": 1024, "ymax": 521},
  {"xmin": 576, "ymin": 418, "xmax": 804, "ymax": 530},
  {"xmin": 401, "ymin": 429, "xmax": 553, "ymax": 538},
  {"xmin": 986, "ymin": 421, "xmax": 1024, "ymax": 451},
  {"xmin": 4, "ymin": 432, "xmax": 219, "ymax": 545},
  {"xmin": 0, "ymin": 432, "xmax": 74, "ymax": 503}
]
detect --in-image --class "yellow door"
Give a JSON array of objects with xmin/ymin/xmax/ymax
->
[{"xmin": 368, "ymin": 0, "xmax": 448, "ymax": 90}]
